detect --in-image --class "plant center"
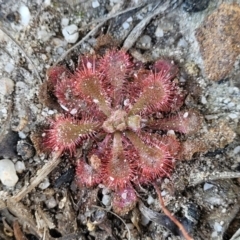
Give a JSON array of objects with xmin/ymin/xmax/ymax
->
[{"xmin": 102, "ymin": 109, "xmax": 141, "ymax": 133}]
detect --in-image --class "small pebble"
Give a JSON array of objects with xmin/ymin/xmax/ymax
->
[
  {"xmin": 233, "ymin": 87, "xmax": 240, "ymax": 93},
  {"xmin": 15, "ymin": 161, "xmax": 26, "ymax": 173},
  {"xmin": 183, "ymin": 112, "xmax": 189, "ymax": 118},
  {"xmin": 0, "ymin": 77, "xmax": 14, "ymax": 97},
  {"xmin": 223, "ymin": 98, "xmax": 231, "ymax": 104},
  {"xmin": 1, "ymin": 108, "xmax": 7, "ymax": 114},
  {"xmin": 155, "ymin": 26, "xmax": 164, "ymax": 37},
  {"xmin": 61, "ymin": 18, "xmax": 69, "ymax": 27},
  {"xmin": 126, "ymin": 17, "xmax": 133, "ymax": 22},
  {"xmin": 221, "ymin": 208, "xmax": 226, "ymax": 213},
  {"xmin": 229, "ymin": 113, "xmax": 238, "ymax": 119},
  {"xmin": 136, "ymin": 35, "xmax": 152, "ymax": 50},
  {"xmin": 0, "ymin": 159, "xmax": 18, "ymax": 187},
  {"xmin": 48, "ymin": 110, "xmax": 55, "ymax": 115},
  {"xmin": 56, "ymin": 47, "xmax": 64, "ymax": 55},
  {"xmin": 102, "ymin": 187, "xmax": 111, "ymax": 195},
  {"xmin": 141, "ymin": 214, "xmax": 150, "ymax": 226},
  {"xmin": 228, "ymin": 102, "xmax": 235, "ymax": 108},
  {"xmin": 201, "ymin": 96, "xmax": 207, "ymax": 104},
  {"xmin": 177, "ymin": 38, "xmax": 188, "ymax": 48},
  {"xmin": 62, "ymin": 24, "xmax": 79, "ymax": 44},
  {"xmin": 102, "ymin": 194, "xmax": 111, "ymax": 206},
  {"xmin": 214, "ymin": 222, "xmax": 222, "ymax": 232},
  {"xmin": 38, "ymin": 177, "xmax": 50, "ymax": 190},
  {"xmin": 161, "ymin": 190, "xmax": 167, "ymax": 196},
  {"xmin": 18, "ymin": 131, "xmax": 27, "ymax": 139},
  {"xmin": 211, "ymin": 231, "xmax": 218, "ymax": 238},
  {"xmin": 44, "ymin": 0, "xmax": 51, "ymax": 7},
  {"xmin": 37, "ymin": 29, "xmax": 53, "ymax": 42},
  {"xmin": 4, "ymin": 63, "xmax": 14, "ymax": 73},
  {"xmin": 233, "ymin": 146, "xmax": 240, "ymax": 155},
  {"xmin": 59, "ymin": 196, "xmax": 67, "ymax": 209},
  {"xmin": 18, "ymin": 4, "xmax": 31, "ymax": 26},
  {"xmin": 122, "ymin": 21, "xmax": 130, "ymax": 30},
  {"xmin": 203, "ymin": 183, "xmax": 214, "ymax": 191},
  {"xmin": 45, "ymin": 197, "xmax": 57, "ymax": 209},
  {"xmin": 147, "ymin": 195, "xmax": 154, "ymax": 205},
  {"xmin": 92, "ymin": 0, "xmax": 100, "ymax": 8}
]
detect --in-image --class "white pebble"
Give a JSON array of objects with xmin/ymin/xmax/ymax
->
[
  {"xmin": 183, "ymin": 112, "xmax": 189, "ymax": 118},
  {"xmin": 211, "ymin": 231, "xmax": 218, "ymax": 238},
  {"xmin": 228, "ymin": 102, "xmax": 235, "ymax": 108},
  {"xmin": 223, "ymin": 98, "xmax": 231, "ymax": 104},
  {"xmin": 70, "ymin": 108, "xmax": 77, "ymax": 115},
  {"xmin": 161, "ymin": 190, "xmax": 167, "ymax": 196},
  {"xmin": 102, "ymin": 187, "xmax": 111, "ymax": 195},
  {"xmin": 155, "ymin": 26, "xmax": 164, "ymax": 37},
  {"xmin": 201, "ymin": 96, "xmax": 207, "ymax": 104},
  {"xmin": 167, "ymin": 130, "xmax": 175, "ymax": 136},
  {"xmin": 229, "ymin": 113, "xmax": 238, "ymax": 119},
  {"xmin": 127, "ymin": 17, "xmax": 133, "ymax": 22},
  {"xmin": 0, "ymin": 77, "xmax": 14, "ymax": 97},
  {"xmin": 19, "ymin": 5, "xmax": 31, "ymax": 26},
  {"xmin": 45, "ymin": 197, "xmax": 57, "ymax": 208},
  {"xmin": 18, "ymin": 131, "xmax": 27, "ymax": 139},
  {"xmin": 4, "ymin": 63, "xmax": 14, "ymax": 73},
  {"xmin": 102, "ymin": 194, "xmax": 111, "ymax": 206},
  {"xmin": 147, "ymin": 195, "xmax": 155, "ymax": 205},
  {"xmin": 214, "ymin": 222, "xmax": 222, "ymax": 232},
  {"xmin": 38, "ymin": 177, "xmax": 50, "ymax": 190},
  {"xmin": 122, "ymin": 22, "xmax": 130, "ymax": 30},
  {"xmin": 57, "ymin": 47, "xmax": 64, "ymax": 55},
  {"xmin": 233, "ymin": 146, "xmax": 240, "ymax": 155},
  {"xmin": 164, "ymin": 178, "xmax": 170, "ymax": 184},
  {"xmin": 221, "ymin": 208, "xmax": 226, "ymax": 213},
  {"xmin": 62, "ymin": 24, "xmax": 79, "ymax": 44},
  {"xmin": 92, "ymin": 0, "xmax": 100, "ymax": 8},
  {"xmin": 15, "ymin": 161, "xmax": 26, "ymax": 173},
  {"xmin": 48, "ymin": 110, "xmax": 55, "ymax": 115},
  {"xmin": 233, "ymin": 87, "xmax": 240, "ymax": 93},
  {"xmin": 16, "ymin": 81, "xmax": 26, "ymax": 89},
  {"xmin": 137, "ymin": 35, "xmax": 152, "ymax": 49},
  {"xmin": 141, "ymin": 214, "xmax": 150, "ymax": 226},
  {"xmin": 203, "ymin": 183, "xmax": 214, "ymax": 191},
  {"xmin": 177, "ymin": 38, "xmax": 188, "ymax": 48},
  {"xmin": 44, "ymin": 0, "xmax": 51, "ymax": 7},
  {"xmin": 37, "ymin": 29, "xmax": 53, "ymax": 42},
  {"xmin": 0, "ymin": 159, "xmax": 18, "ymax": 187},
  {"xmin": 61, "ymin": 18, "xmax": 69, "ymax": 27},
  {"xmin": 1, "ymin": 108, "xmax": 7, "ymax": 114}
]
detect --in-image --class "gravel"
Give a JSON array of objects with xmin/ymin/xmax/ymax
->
[{"xmin": 0, "ymin": 0, "xmax": 240, "ymax": 239}]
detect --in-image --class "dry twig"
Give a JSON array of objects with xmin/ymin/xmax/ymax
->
[
  {"xmin": 122, "ymin": 0, "xmax": 183, "ymax": 50},
  {"xmin": 189, "ymin": 171, "xmax": 240, "ymax": 186},
  {"xmin": 11, "ymin": 151, "xmax": 61, "ymax": 202}
]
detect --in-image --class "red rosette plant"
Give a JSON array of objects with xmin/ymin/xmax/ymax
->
[{"xmin": 41, "ymin": 49, "xmax": 202, "ymax": 215}]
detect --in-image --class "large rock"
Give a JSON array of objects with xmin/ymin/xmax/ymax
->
[{"xmin": 196, "ymin": 3, "xmax": 240, "ymax": 81}]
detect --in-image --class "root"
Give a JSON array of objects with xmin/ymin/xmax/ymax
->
[{"xmin": 153, "ymin": 182, "xmax": 194, "ymax": 240}]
